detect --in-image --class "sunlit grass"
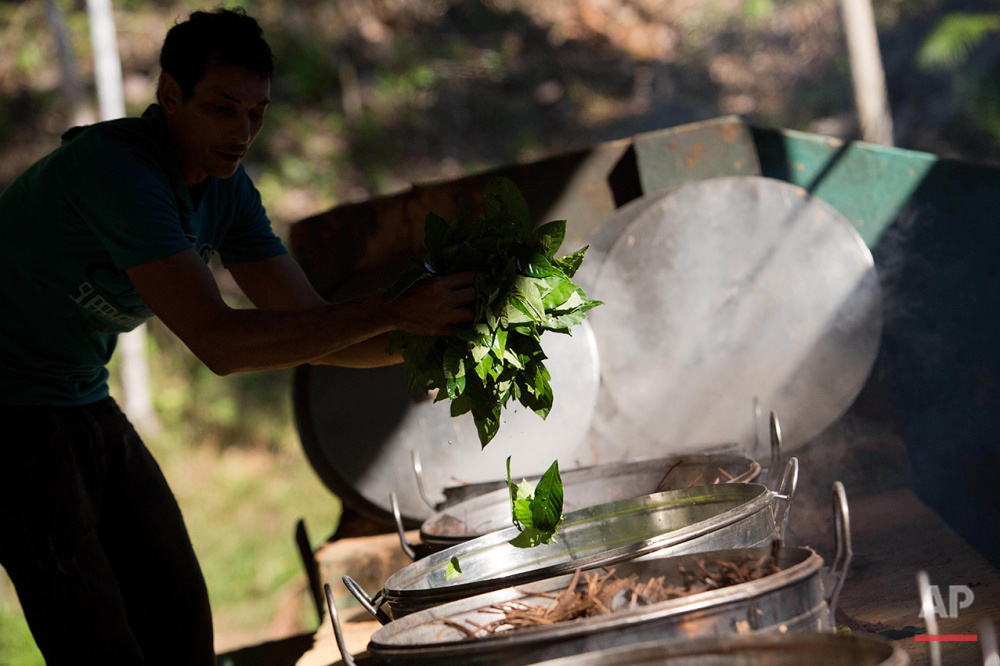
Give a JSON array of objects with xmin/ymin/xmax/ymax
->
[
  {"xmin": 0, "ymin": 598, "xmax": 44, "ymax": 666},
  {"xmin": 148, "ymin": 418, "xmax": 343, "ymax": 646}
]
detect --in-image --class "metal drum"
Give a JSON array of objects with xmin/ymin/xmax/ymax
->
[
  {"xmin": 524, "ymin": 633, "xmax": 908, "ymax": 666},
  {"xmin": 345, "ymin": 460, "xmax": 797, "ymax": 623},
  {"xmin": 399, "ymin": 452, "xmax": 763, "ymax": 557}
]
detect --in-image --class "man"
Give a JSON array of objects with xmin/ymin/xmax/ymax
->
[{"xmin": 0, "ymin": 8, "xmax": 474, "ymax": 664}]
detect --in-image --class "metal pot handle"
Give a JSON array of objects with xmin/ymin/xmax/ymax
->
[
  {"xmin": 771, "ymin": 456, "xmax": 798, "ymax": 542},
  {"xmin": 324, "ymin": 583, "xmax": 357, "ymax": 666},
  {"xmin": 411, "ymin": 450, "xmax": 436, "ymax": 510},
  {"xmin": 826, "ymin": 481, "xmax": 853, "ymax": 619},
  {"xmin": 390, "ymin": 491, "xmax": 437, "ymax": 561},
  {"xmin": 342, "ymin": 574, "xmax": 391, "ymax": 625},
  {"xmin": 390, "ymin": 492, "xmax": 419, "ymax": 561},
  {"xmin": 917, "ymin": 570, "xmax": 942, "ymax": 666},
  {"xmin": 763, "ymin": 411, "xmax": 784, "ymax": 490},
  {"xmin": 730, "ymin": 459, "xmax": 763, "ymax": 484},
  {"xmin": 981, "ymin": 619, "xmax": 999, "ymax": 666}
]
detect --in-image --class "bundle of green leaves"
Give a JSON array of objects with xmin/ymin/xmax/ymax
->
[{"xmin": 382, "ymin": 177, "xmax": 601, "ymax": 447}]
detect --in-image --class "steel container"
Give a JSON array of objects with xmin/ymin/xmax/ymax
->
[
  {"xmin": 406, "ymin": 453, "xmax": 762, "ymax": 555},
  {"xmin": 365, "ymin": 544, "xmax": 831, "ymax": 665},
  {"xmin": 325, "ymin": 481, "xmax": 850, "ymax": 666},
  {"xmin": 363, "ymin": 482, "xmax": 848, "ymax": 665},
  {"xmin": 346, "ymin": 460, "xmax": 797, "ymax": 624}
]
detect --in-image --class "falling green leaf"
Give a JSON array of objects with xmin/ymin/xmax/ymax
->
[
  {"xmin": 505, "ymin": 457, "xmax": 563, "ymax": 547},
  {"xmin": 445, "ymin": 556, "xmax": 463, "ymax": 581},
  {"xmin": 530, "ymin": 460, "xmax": 564, "ymax": 533}
]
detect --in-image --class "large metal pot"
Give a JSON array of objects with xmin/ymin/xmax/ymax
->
[
  {"xmin": 357, "ymin": 480, "xmax": 847, "ymax": 666},
  {"xmin": 346, "ymin": 459, "xmax": 797, "ymax": 624},
  {"xmin": 324, "ymin": 480, "xmax": 851, "ymax": 666},
  {"xmin": 405, "ymin": 406, "xmax": 782, "ymax": 513},
  {"xmin": 364, "ymin": 546, "xmax": 827, "ymax": 665},
  {"xmin": 524, "ymin": 633, "xmax": 908, "ymax": 666},
  {"xmin": 395, "ymin": 412, "xmax": 783, "ymax": 560},
  {"xmin": 395, "ymin": 452, "xmax": 763, "ymax": 558}
]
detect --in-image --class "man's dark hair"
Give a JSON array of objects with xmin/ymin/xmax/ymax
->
[{"xmin": 159, "ymin": 7, "xmax": 274, "ymax": 100}]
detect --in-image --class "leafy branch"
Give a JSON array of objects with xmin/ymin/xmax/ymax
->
[{"xmin": 917, "ymin": 12, "xmax": 1000, "ymax": 72}]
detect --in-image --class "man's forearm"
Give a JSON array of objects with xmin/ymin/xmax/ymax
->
[
  {"xmin": 127, "ymin": 249, "xmax": 473, "ymax": 376},
  {"xmin": 309, "ymin": 332, "xmax": 403, "ymax": 368},
  {"xmin": 186, "ymin": 294, "xmax": 395, "ymax": 374}
]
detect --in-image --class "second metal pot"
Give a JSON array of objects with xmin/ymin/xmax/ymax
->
[
  {"xmin": 404, "ymin": 452, "xmax": 763, "ymax": 556},
  {"xmin": 346, "ymin": 459, "xmax": 797, "ymax": 623}
]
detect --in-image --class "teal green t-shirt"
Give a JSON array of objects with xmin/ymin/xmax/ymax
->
[{"xmin": 0, "ymin": 104, "xmax": 288, "ymax": 405}]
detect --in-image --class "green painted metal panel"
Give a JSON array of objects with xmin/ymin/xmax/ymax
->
[
  {"xmin": 633, "ymin": 115, "xmax": 761, "ymax": 195},
  {"xmin": 753, "ymin": 127, "xmax": 937, "ymax": 248}
]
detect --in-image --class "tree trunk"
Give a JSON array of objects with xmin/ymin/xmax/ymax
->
[
  {"xmin": 86, "ymin": 0, "xmax": 161, "ymax": 434},
  {"xmin": 840, "ymin": 0, "xmax": 895, "ymax": 146}
]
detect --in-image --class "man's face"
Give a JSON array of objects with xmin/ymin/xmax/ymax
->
[{"xmin": 160, "ymin": 62, "xmax": 270, "ymax": 187}]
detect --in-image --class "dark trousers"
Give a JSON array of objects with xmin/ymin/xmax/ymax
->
[{"xmin": 0, "ymin": 398, "xmax": 215, "ymax": 665}]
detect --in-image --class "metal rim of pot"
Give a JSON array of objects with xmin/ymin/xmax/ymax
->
[
  {"xmin": 323, "ymin": 481, "xmax": 862, "ymax": 666},
  {"xmin": 393, "ymin": 410, "xmax": 784, "ymax": 561},
  {"xmin": 521, "ymin": 632, "xmax": 911, "ymax": 666},
  {"xmin": 344, "ymin": 458, "xmax": 798, "ymax": 625},
  {"xmin": 322, "ymin": 620, "xmax": 909, "ymax": 666}
]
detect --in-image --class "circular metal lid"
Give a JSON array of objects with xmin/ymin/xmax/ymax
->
[
  {"xmin": 587, "ymin": 176, "xmax": 882, "ymax": 454},
  {"xmin": 294, "ymin": 320, "xmax": 600, "ymax": 526}
]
